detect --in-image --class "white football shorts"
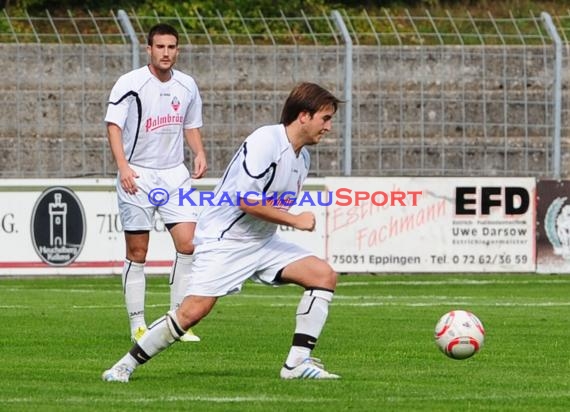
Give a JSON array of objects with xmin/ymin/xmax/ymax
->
[
  {"xmin": 117, "ymin": 163, "xmax": 198, "ymax": 231},
  {"xmin": 186, "ymin": 235, "xmax": 313, "ymax": 297}
]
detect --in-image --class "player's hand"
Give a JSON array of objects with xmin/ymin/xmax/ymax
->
[
  {"xmin": 192, "ymin": 151, "xmax": 207, "ymax": 179},
  {"xmin": 118, "ymin": 165, "xmax": 139, "ymax": 195},
  {"xmin": 293, "ymin": 211, "xmax": 316, "ymax": 232}
]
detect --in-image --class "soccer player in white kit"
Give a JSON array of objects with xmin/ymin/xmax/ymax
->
[
  {"xmin": 105, "ymin": 23, "xmax": 206, "ymax": 343},
  {"xmin": 103, "ymin": 82, "xmax": 342, "ymax": 382}
]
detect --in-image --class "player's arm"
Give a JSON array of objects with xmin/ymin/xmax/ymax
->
[
  {"xmin": 184, "ymin": 127, "xmax": 207, "ymax": 179},
  {"xmin": 239, "ymin": 202, "xmax": 315, "ymax": 232},
  {"xmin": 107, "ymin": 122, "xmax": 139, "ymax": 194}
]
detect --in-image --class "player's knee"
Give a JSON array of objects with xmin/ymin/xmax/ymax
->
[
  {"xmin": 172, "ymin": 236, "xmax": 195, "ymax": 255},
  {"xmin": 173, "ymin": 306, "xmax": 194, "ymax": 330},
  {"xmin": 175, "ymin": 297, "xmax": 215, "ymax": 329},
  {"xmin": 126, "ymin": 246, "xmax": 148, "ymax": 262},
  {"xmin": 176, "ymin": 243, "xmax": 195, "ymax": 255},
  {"xmin": 316, "ymin": 262, "xmax": 338, "ymax": 290},
  {"xmin": 325, "ymin": 267, "xmax": 338, "ymax": 290}
]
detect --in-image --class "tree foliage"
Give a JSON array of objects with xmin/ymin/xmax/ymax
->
[{"xmin": 3, "ymin": 0, "xmax": 570, "ymax": 16}]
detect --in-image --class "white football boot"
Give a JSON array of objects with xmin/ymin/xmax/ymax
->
[
  {"xmin": 280, "ymin": 358, "xmax": 340, "ymax": 380},
  {"xmin": 102, "ymin": 364, "xmax": 134, "ymax": 383}
]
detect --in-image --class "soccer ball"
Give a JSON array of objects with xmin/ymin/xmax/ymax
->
[{"xmin": 434, "ymin": 310, "xmax": 485, "ymax": 360}]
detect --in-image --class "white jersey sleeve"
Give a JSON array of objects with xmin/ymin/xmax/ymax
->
[
  {"xmin": 233, "ymin": 130, "xmax": 280, "ymax": 199},
  {"xmin": 180, "ymin": 73, "xmax": 203, "ymax": 130},
  {"xmin": 105, "ymin": 73, "xmax": 136, "ymax": 130}
]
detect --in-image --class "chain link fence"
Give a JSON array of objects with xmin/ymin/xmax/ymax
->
[{"xmin": 0, "ymin": 9, "xmax": 568, "ymax": 178}]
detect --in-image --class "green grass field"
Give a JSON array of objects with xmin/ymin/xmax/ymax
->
[{"xmin": 1, "ymin": 274, "xmax": 569, "ymax": 411}]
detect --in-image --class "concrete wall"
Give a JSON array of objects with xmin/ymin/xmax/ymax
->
[{"xmin": 0, "ymin": 43, "xmax": 566, "ymax": 177}]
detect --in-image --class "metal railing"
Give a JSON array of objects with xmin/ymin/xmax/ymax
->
[{"xmin": 0, "ymin": 8, "xmax": 568, "ymax": 178}]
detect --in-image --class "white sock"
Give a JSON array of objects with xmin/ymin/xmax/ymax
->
[
  {"xmin": 285, "ymin": 346, "xmax": 311, "ymax": 367},
  {"xmin": 122, "ymin": 310, "xmax": 186, "ymax": 370},
  {"xmin": 116, "ymin": 353, "xmax": 139, "ymax": 370},
  {"xmin": 122, "ymin": 260, "xmax": 146, "ymax": 333},
  {"xmin": 285, "ymin": 289, "xmax": 334, "ymax": 368},
  {"xmin": 169, "ymin": 253, "xmax": 193, "ymax": 311}
]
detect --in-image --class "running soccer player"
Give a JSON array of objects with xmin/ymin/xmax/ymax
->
[
  {"xmin": 103, "ymin": 82, "xmax": 341, "ymax": 382},
  {"xmin": 105, "ymin": 23, "xmax": 205, "ymax": 343}
]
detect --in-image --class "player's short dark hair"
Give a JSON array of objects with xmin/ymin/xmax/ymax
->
[
  {"xmin": 280, "ymin": 82, "xmax": 341, "ymax": 126},
  {"xmin": 147, "ymin": 23, "xmax": 179, "ymax": 46}
]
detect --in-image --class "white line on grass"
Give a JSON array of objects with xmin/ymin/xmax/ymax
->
[
  {"xmin": 122, "ymin": 277, "xmax": 570, "ymax": 288},
  {"xmin": 70, "ymin": 303, "xmax": 168, "ymax": 309},
  {"xmin": 4, "ymin": 390, "xmax": 570, "ymax": 405},
  {"xmin": 60, "ymin": 300, "xmax": 570, "ymax": 310},
  {"xmin": 2, "ymin": 287, "xmax": 119, "ymax": 294},
  {"xmin": 267, "ymin": 301, "xmax": 570, "ymax": 307},
  {"xmin": 1, "ymin": 287, "xmax": 168, "ymax": 296},
  {"xmin": 386, "ymin": 391, "xmax": 570, "ymax": 402},
  {"xmin": 4, "ymin": 278, "xmax": 570, "ymax": 296},
  {"xmin": 1, "ymin": 395, "xmax": 326, "ymax": 405},
  {"xmin": 338, "ymin": 278, "xmax": 570, "ymax": 286}
]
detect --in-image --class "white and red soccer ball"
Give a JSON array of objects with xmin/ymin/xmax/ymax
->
[{"xmin": 434, "ymin": 310, "xmax": 485, "ymax": 360}]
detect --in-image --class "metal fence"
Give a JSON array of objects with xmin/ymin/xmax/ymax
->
[{"xmin": 0, "ymin": 8, "xmax": 569, "ymax": 178}]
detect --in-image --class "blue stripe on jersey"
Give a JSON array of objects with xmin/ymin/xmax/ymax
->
[
  {"xmin": 108, "ymin": 91, "xmax": 142, "ymax": 162},
  {"xmin": 241, "ymin": 142, "xmax": 277, "ymax": 192},
  {"xmin": 218, "ymin": 213, "xmax": 247, "ymax": 240},
  {"xmin": 217, "ymin": 141, "xmax": 277, "ymax": 240}
]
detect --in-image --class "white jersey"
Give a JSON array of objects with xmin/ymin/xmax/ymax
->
[
  {"xmin": 194, "ymin": 124, "xmax": 310, "ymax": 243},
  {"xmin": 105, "ymin": 65, "xmax": 203, "ymax": 169}
]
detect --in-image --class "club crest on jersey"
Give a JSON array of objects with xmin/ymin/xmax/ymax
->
[
  {"xmin": 171, "ymin": 96, "xmax": 180, "ymax": 111},
  {"xmin": 263, "ymin": 195, "xmax": 295, "ymax": 211}
]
